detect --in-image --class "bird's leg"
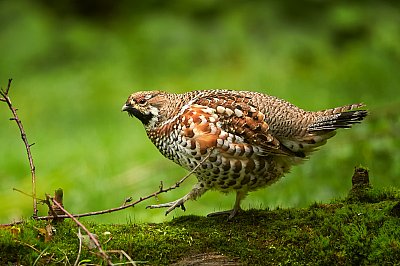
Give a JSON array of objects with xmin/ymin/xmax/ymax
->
[
  {"xmin": 207, "ymin": 190, "xmax": 248, "ymax": 220},
  {"xmin": 228, "ymin": 191, "xmax": 246, "ymax": 219},
  {"xmin": 147, "ymin": 183, "xmax": 207, "ymax": 216}
]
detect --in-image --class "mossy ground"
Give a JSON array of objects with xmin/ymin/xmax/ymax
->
[{"xmin": 1, "ymin": 186, "xmax": 400, "ymax": 265}]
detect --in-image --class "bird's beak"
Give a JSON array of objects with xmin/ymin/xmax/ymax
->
[{"xmin": 121, "ymin": 104, "xmax": 130, "ymax": 112}]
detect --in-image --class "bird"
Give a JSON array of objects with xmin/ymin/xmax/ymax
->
[{"xmin": 122, "ymin": 89, "xmax": 367, "ymax": 219}]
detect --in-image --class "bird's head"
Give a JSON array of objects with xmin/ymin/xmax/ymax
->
[{"xmin": 122, "ymin": 91, "xmax": 170, "ymax": 130}]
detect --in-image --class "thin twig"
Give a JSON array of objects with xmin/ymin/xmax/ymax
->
[
  {"xmin": 1, "ymin": 79, "xmax": 37, "ymax": 218},
  {"xmin": 0, "ymin": 220, "xmax": 24, "ymax": 227},
  {"xmin": 33, "ymin": 151, "xmax": 213, "ymax": 221},
  {"xmin": 74, "ymin": 228, "xmax": 83, "ymax": 266},
  {"xmin": 13, "ymin": 188, "xmax": 33, "ymax": 198},
  {"xmin": 107, "ymin": 250, "xmax": 138, "ymax": 265},
  {"xmin": 50, "ymin": 197, "xmax": 112, "ymax": 266},
  {"xmin": 0, "ymin": 145, "xmax": 213, "ymax": 227},
  {"xmin": 5, "ymin": 78, "xmax": 12, "ymax": 94},
  {"xmin": 33, "ymin": 246, "xmax": 49, "ymax": 266},
  {"xmin": 14, "ymin": 239, "xmax": 41, "ymax": 253}
]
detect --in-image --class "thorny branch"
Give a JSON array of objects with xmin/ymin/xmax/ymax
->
[{"xmin": 0, "ymin": 79, "xmax": 38, "ymax": 218}]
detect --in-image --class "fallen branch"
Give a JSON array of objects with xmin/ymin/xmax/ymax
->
[
  {"xmin": 1, "ymin": 152, "xmax": 211, "ymax": 226},
  {"xmin": 34, "ymin": 151, "xmax": 212, "ymax": 221},
  {"xmin": 50, "ymin": 197, "xmax": 112, "ymax": 265},
  {"xmin": 1, "ymin": 79, "xmax": 37, "ymax": 218}
]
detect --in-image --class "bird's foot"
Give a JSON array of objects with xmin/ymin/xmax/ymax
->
[
  {"xmin": 207, "ymin": 207, "xmax": 241, "ymax": 220},
  {"xmin": 146, "ymin": 198, "xmax": 186, "ymax": 216}
]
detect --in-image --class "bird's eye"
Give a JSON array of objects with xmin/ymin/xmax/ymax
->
[{"xmin": 138, "ymin": 98, "xmax": 147, "ymax": 105}]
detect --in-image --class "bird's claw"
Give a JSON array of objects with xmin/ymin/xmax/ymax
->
[
  {"xmin": 146, "ymin": 199, "xmax": 186, "ymax": 216},
  {"xmin": 207, "ymin": 207, "xmax": 241, "ymax": 220}
]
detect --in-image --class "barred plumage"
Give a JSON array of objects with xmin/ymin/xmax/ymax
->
[{"xmin": 122, "ymin": 89, "xmax": 367, "ymax": 219}]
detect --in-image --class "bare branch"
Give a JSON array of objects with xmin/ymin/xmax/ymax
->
[
  {"xmin": 13, "ymin": 188, "xmax": 33, "ymax": 198},
  {"xmin": 1, "ymin": 79, "xmax": 38, "ymax": 218},
  {"xmin": 31, "ymin": 150, "xmax": 212, "ymax": 221},
  {"xmin": 5, "ymin": 78, "xmax": 12, "ymax": 95}
]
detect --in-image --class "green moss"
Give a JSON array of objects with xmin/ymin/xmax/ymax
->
[{"xmin": 2, "ymin": 186, "xmax": 400, "ymax": 265}]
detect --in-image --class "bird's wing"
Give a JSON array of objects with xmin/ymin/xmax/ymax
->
[{"xmin": 188, "ymin": 92, "xmax": 302, "ymax": 157}]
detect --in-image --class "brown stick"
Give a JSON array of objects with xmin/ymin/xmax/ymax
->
[
  {"xmin": 1, "ymin": 151, "xmax": 212, "ymax": 226},
  {"xmin": 1, "ymin": 79, "xmax": 37, "ymax": 218},
  {"xmin": 51, "ymin": 197, "xmax": 112, "ymax": 265},
  {"xmin": 34, "ymin": 151, "xmax": 212, "ymax": 221}
]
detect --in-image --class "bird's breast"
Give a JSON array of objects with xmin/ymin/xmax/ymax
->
[{"xmin": 145, "ymin": 105, "xmax": 293, "ymax": 192}]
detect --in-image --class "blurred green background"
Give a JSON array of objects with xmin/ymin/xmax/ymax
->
[{"xmin": 0, "ymin": 0, "xmax": 399, "ymax": 224}]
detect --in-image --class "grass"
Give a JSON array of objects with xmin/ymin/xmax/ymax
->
[
  {"xmin": 0, "ymin": 1, "xmax": 399, "ymax": 224},
  {"xmin": 1, "ymin": 182, "xmax": 400, "ymax": 265}
]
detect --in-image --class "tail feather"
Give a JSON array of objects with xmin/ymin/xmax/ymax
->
[
  {"xmin": 281, "ymin": 103, "xmax": 367, "ymax": 157},
  {"xmin": 309, "ymin": 104, "xmax": 368, "ymax": 131}
]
